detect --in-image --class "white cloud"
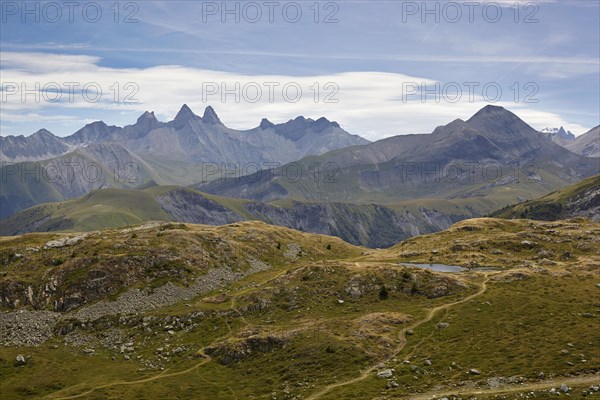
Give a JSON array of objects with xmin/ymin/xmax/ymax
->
[{"xmin": 0, "ymin": 52, "xmax": 593, "ymax": 139}]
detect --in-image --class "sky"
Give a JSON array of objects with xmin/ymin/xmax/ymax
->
[{"xmin": 1, "ymin": 0, "xmax": 599, "ymax": 140}]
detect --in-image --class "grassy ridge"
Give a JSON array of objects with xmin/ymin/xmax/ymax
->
[{"xmin": 491, "ymin": 174, "xmax": 600, "ymax": 220}]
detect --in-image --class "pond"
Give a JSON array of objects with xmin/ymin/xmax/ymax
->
[{"xmin": 399, "ymin": 263, "xmax": 464, "ymax": 273}]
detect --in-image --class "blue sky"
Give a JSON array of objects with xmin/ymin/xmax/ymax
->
[{"xmin": 1, "ymin": 0, "xmax": 599, "ymax": 139}]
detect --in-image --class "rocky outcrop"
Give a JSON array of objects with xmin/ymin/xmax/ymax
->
[
  {"xmin": 243, "ymin": 201, "xmax": 461, "ymax": 248},
  {"xmin": 156, "ymin": 188, "xmax": 244, "ymax": 225},
  {"xmin": 204, "ymin": 334, "xmax": 288, "ymax": 365}
]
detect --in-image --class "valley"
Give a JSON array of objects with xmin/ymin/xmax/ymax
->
[
  {"xmin": 3, "ymin": 3, "xmax": 599, "ymax": 399},
  {"xmin": 2, "ymin": 105, "xmax": 599, "ymax": 248}
]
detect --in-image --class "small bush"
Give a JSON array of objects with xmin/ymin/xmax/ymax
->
[
  {"xmin": 411, "ymin": 282, "xmax": 419, "ymax": 294},
  {"xmin": 379, "ymin": 285, "xmax": 389, "ymax": 300}
]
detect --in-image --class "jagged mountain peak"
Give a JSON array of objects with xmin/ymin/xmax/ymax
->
[
  {"xmin": 540, "ymin": 126, "xmax": 575, "ymax": 139},
  {"xmin": 32, "ymin": 128, "xmax": 56, "ymax": 138},
  {"xmin": 432, "ymin": 118, "xmax": 468, "ymax": 135},
  {"xmin": 174, "ymin": 104, "xmax": 197, "ymax": 122},
  {"xmin": 137, "ymin": 111, "xmax": 156, "ymax": 121},
  {"xmin": 314, "ymin": 117, "xmax": 340, "ymax": 130},
  {"xmin": 202, "ymin": 106, "xmax": 222, "ymax": 125},
  {"xmin": 86, "ymin": 120, "xmax": 108, "ymax": 128},
  {"xmin": 259, "ymin": 118, "xmax": 275, "ymax": 130},
  {"xmin": 133, "ymin": 111, "xmax": 161, "ymax": 133}
]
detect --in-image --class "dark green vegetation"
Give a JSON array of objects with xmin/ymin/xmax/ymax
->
[
  {"xmin": 0, "ymin": 218, "xmax": 598, "ymax": 399},
  {"xmin": 492, "ymin": 174, "xmax": 600, "ymax": 221}
]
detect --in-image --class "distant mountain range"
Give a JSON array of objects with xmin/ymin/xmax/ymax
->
[
  {"xmin": 0, "ymin": 106, "xmax": 368, "ymax": 218},
  {"xmin": 1, "ymin": 105, "xmax": 368, "ymax": 166},
  {"xmin": 539, "ymin": 126, "xmax": 575, "ymax": 147},
  {"xmin": 539, "ymin": 125, "xmax": 600, "ymax": 157},
  {"xmin": 199, "ymin": 105, "xmax": 599, "ymax": 204},
  {"xmin": 2, "ymin": 104, "xmax": 598, "ymax": 247}
]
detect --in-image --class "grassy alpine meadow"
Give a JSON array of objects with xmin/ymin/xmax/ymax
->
[{"xmin": 0, "ymin": 218, "xmax": 599, "ymax": 399}]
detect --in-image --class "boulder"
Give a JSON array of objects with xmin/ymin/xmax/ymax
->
[{"xmin": 377, "ymin": 369, "xmax": 393, "ymax": 379}]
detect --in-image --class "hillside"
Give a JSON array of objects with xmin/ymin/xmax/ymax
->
[
  {"xmin": 1, "ymin": 219, "xmax": 598, "ymax": 399},
  {"xmin": 566, "ymin": 126, "xmax": 600, "ymax": 158},
  {"xmin": 491, "ymin": 174, "xmax": 600, "ymax": 221},
  {"xmin": 1, "ymin": 186, "xmax": 485, "ymax": 248},
  {"xmin": 0, "ymin": 143, "xmax": 161, "ymax": 218}
]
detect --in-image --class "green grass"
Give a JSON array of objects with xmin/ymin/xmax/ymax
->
[{"xmin": 0, "ymin": 219, "xmax": 598, "ymax": 399}]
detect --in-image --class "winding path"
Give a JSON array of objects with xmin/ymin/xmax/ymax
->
[
  {"xmin": 408, "ymin": 374, "xmax": 600, "ymax": 400},
  {"xmin": 305, "ymin": 272, "xmax": 495, "ymax": 400},
  {"xmin": 52, "ymin": 359, "xmax": 210, "ymax": 399},
  {"xmin": 48, "ymin": 267, "xmax": 289, "ymax": 399}
]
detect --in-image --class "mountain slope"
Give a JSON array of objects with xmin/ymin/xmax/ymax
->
[
  {"xmin": 0, "ymin": 142, "xmax": 160, "ymax": 218},
  {"xmin": 1, "ymin": 186, "xmax": 486, "ymax": 247},
  {"xmin": 491, "ymin": 174, "xmax": 600, "ymax": 221},
  {"xmin": 0, "ymin": 129, "xmax": 71, "ymax": 163},
  {"xmin": 199, "ymin": 105, "xmax": 599, "ymax": 206},
  {"xmin": 566, "ymin": 125, "xmax": 600, "ymax": 158}
]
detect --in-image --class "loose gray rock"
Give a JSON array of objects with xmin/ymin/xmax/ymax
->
[
  {"xmin": 15, "ymin": 354, "xmax": 26, "ymax": 365},
  {"xmin": 377, "ymin": 369, "xmax": 393, "ymax": 379},
  {"xmin": 469, "ymin": 368, "xmax": 481, "ymax": 375},
  {"xmin": 561, "ymin": 383, "xmax": 570, "ymax": 393},
  {"xmin": 386, "ymin": 381, "xmax": 399, "ymax": 389}
]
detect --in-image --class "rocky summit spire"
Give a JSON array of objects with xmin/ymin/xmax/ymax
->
[
  {"xmin": 259, "ymin": 118, "xmax": 275, "ymax": 130},
  {"xmin": 202, "ymin": 106, "xmax": 222, "ymax": 125},
  {"xmin": 174, "ymin": 104, "xmax": 197, "ymax": 122},
  {"xmin": 135, "ymin": 111, "xmax": 160, "ymax": 131}
]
